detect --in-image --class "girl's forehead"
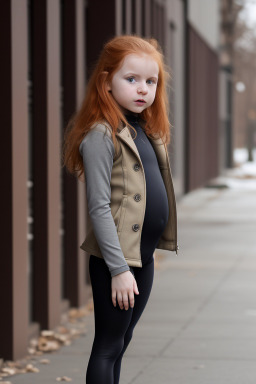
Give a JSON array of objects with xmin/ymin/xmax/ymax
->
[{"xmin": 119, "ymin": 53, "xmax": 159, "ymax": 75}]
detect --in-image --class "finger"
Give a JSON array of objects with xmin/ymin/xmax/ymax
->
[
  {"xmin": 117, "ymin": 292, "xmax": 124, "ymax": 309},
  {"xmin": 112, "ymin": 290, "xmax": 116, "ymax": 307},
  {"xmin": 133, "ymin": 279, "xmax": 139, "ymax": 295},
  {"xmin": 128, "ymin": 291, "xmax": 135, "ymax": 308},
  {"xmin": 122, "ymin": 293, "xmax": 129, "ymax": 310}
]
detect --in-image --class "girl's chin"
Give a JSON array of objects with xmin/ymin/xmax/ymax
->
[
  {"xmin": 124, "ymin": 110, "xmax": 139, "ymax": 116},
  {"xmin": 122, "ymin": 106, "xmax": 147, "ymax": 114}
]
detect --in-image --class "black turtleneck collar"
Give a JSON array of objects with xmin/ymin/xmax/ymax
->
[{"xmin": 124, "ymin": 112, "xmax": 140, "ymax": 124}]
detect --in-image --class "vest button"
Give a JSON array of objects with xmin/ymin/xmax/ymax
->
[
  {"xmin": 133, "ymin": 163, "xmax": 140, "ymax": 171},
  {"xmin": 132, "ymin": 224, "xmax": 140, "ymax": 232},
  {"xmin": 134, "ymin": 193, "xmax": 141, "ymax": 202}
]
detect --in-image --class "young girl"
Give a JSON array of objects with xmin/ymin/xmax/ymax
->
[{"xmin": 62, "ymin": 34, "xmax": 178, "ymax": 384}]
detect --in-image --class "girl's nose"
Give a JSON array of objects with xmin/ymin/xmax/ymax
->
[{"xmin": 137, "ymin": 83, "xmax": 148, "ymax": 94}]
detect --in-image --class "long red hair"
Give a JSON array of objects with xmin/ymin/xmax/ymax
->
[{"xmin": 62, "ymin": 34, "xmax": 172, "ymax": 179}]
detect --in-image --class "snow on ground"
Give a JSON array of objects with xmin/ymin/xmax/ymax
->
[{"xmin": 213, "ymin": 148, "xmax": 256, "ymax": 190}]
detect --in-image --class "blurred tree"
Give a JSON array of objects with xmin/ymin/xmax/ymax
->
[
  {"xmin": 233, "ymin": 2, "xmax": 256, "ymax": 154},
  {"xmin": 219, "ymin": 0, "xmax": 256, "ymax": 165},
  {"xmin": 220, "ymin": 0, "xmax": 243, "ymax": 70},
  {"xmin": 219, "ymin": 0, "xmax": 243, "ymax": 167}
]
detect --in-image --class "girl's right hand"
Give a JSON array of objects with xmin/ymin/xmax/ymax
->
[{"xmin": 111, "ymin": 270, "xmax": 139, "ymax": 310}]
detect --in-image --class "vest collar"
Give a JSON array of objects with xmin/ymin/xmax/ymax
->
[{"xmin": 116, "ymin": 122, "xmax": 169, "ymax": 169}]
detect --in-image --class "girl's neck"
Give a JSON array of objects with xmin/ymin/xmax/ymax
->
[
  {"xmin": 124, "ymin": 110, "xmax": 138, "ymax": 117},
  {"xmin": 124, "ymin": 110, "xmax": 140, "ymax": 123}
]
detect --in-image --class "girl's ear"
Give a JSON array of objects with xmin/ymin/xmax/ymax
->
[{"xmin": 101, "ymin": 71, "xmax": 111, "ymax": 91}]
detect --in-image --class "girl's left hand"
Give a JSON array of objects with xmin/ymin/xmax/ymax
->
[{"xmin": 111, "ymin": 270, "xmax": 139, "ymax": 310}]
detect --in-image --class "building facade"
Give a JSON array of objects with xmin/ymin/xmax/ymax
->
[
  {"xmin": 186, "ymin": 0, "xmax": 220, "ymax": 191},
  {"xmin": 0, "ymin": 0, "xmax": 222, "ymax": 360}
]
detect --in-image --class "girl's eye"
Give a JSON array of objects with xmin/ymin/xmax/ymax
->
[
  {"xmin": 147, "ymin": 79, "xmax": 157, "ymax": 85},
  {"xmin": 126, "ymin": 77, "xmax": 136, "ymax": 83},
  {"xmin": 126, "ymin": 77, "xmax": 157, "ymax": 85}
]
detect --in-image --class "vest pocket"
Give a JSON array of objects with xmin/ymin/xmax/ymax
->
[
  {"xmin": 117, "ymin": 195, "xmax": 128, "ymax": 234},
  {"xmin": 113, "ymin": 204, "xmax": 122, "ymax": 229}
]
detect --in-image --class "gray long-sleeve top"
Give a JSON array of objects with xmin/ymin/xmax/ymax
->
[{"xmin": 79, "ymin": 128, "xmax": 131, "ymax": 277}]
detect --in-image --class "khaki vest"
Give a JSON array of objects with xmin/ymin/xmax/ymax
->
[{"xmin": 80, "ymin": 119, "xmax": 178, "ymax": 268}]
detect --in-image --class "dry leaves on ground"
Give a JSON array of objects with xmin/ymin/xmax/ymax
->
[
  {"xmin": 0, "ymin": 360, "xmax": 40, "ymax": 377},
  {"xmin": 0, "ymin": 300, "xmax": 94, "ymax": 380},
  {"xmin": 28, "ymin": 327, "xmax": 82, "ymax": 355},
  {"xmin": 28, "ymin": 300, "xmax": 94, "ymax": 355}
]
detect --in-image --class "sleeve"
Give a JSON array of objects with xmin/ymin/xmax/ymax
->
[{"xmin": 79, "ymin": 129, "xmax": 131, "ymax": 277}]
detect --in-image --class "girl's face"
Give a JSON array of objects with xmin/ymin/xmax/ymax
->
[{"xmin": 107, "ymin": 53, "xmax": 159, "ymax": 115}]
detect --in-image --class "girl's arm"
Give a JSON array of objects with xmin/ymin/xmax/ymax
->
[{"xmin": 79, "ymin": 128, "xmax": 130, "ymax": 278}]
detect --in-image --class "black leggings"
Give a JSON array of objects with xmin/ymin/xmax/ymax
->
[{"xmin": 86, "ymin": 254, "xmax": 154, "ymax": 384}]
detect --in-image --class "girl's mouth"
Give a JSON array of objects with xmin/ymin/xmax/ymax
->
[{"xmin": 135, "ymin": 100, "xmax": 146, "ymax": 105}]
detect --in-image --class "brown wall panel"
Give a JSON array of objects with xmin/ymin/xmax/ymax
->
[
  {"xmin": 46, "ymin": 0, "xmax": 62, "ymax": 329},
  {"xmin": 187, "ymin": 25, "xmax": 219, "ymax": 191},
  {"xmin": 135, "ymin": 0, "xmax": 142, "ymax": 35},
  {"xmin": 62, "ymin": 0, "xmax": 89, "ymax": 308},
  {"xmin": 86, "ymin": 0, "xmax": 116, "ymax": 80},
  {"xmin": 144, "ymin": 0, "xmax": 151, "ymax": 37},
  {"xmin": 0, "ymin": 0, "xmax": 13, "ymax": 360},
  {"xmin": 62, "ymin": 0, "xmax": 79, "ymax": 307},
  {"xmin": 32, "ymin": 0, "xmax": 61, "ymax": 330},
  {"xmin": 12, "ymin": 0, "xmax": 30, "ymax": 360},
  {"xmin": 0, "ymin": 0, "xmax": 29, "ymax": 360}
]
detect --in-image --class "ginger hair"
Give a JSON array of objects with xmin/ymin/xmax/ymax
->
[{"xmin": 62, "ymin": 34, "xmax": 172, "ymax": 179}]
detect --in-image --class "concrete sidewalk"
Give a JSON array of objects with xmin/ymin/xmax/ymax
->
[{"xmin": 5, "ymin": 166, "xmax": 256, "ymax": 383}]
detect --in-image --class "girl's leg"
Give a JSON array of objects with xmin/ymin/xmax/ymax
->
[
  {"xmin": 86, "ymin": 255, "xmax": 134, "ymax": 384},
  {"xmin": 113, "ymin": 258, "xmax": 154, "ymax": 384}
]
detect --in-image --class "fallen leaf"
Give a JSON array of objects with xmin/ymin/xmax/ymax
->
[
  {"xmin": 37, "ymin": 337, "xmax": 60, "ymax": 352},
  {"xmin": 54, "ymin": 334, "xmax": 69, "ymax": 343},
  {"xmin": 25, "ymin": 364, "xmax": 40, "ymax": 373},
  {"xmin": 1, "ymin": 368, "xmax": 16, "ymax": 375},
  {"xmin": 56, "ymin": 376, "xmax": 72, "ymax": 381},
  {"xmin": 41, "ymin": 330, "xmax": 55, "ymax": 337},
  {"xmin": 39, "ymin": 359, "xmax": 50, "ymax": 364}
]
